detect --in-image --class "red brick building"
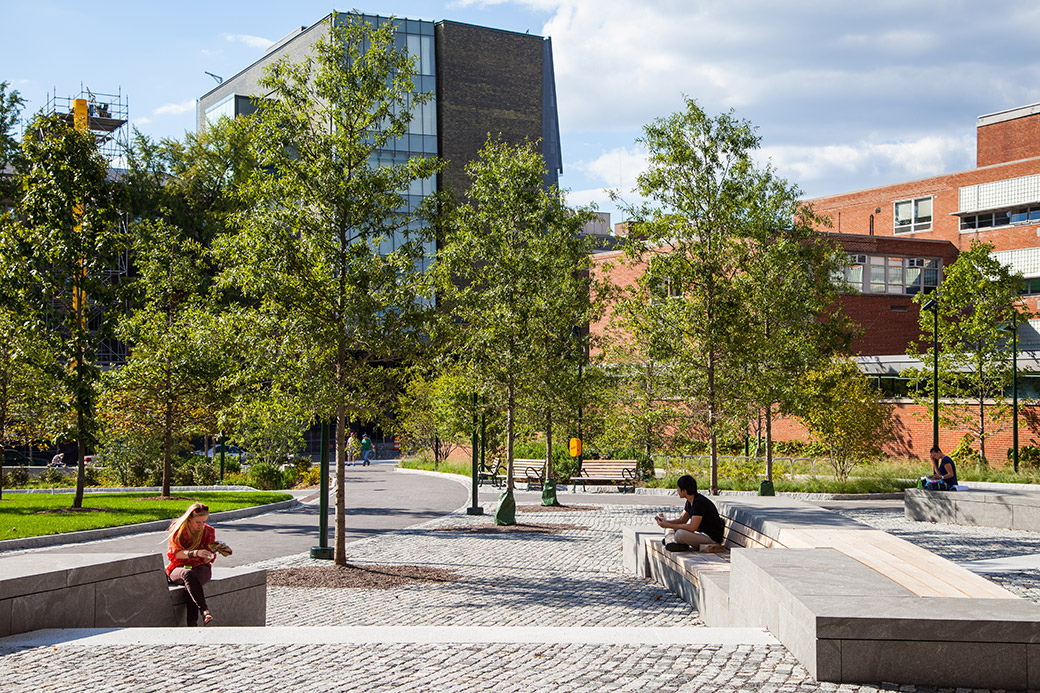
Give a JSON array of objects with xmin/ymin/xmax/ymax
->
[{"xmin": 592, "ymin": 103, "xmax": 1040, "ymax": 461}]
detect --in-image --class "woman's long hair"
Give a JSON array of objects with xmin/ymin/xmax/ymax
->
[{"xmin": 167, "ymin": 502, "xmax": 209, "ymax": 551}]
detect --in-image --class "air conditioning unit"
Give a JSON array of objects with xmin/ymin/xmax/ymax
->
[
  {"xmin": 849, "ymin": 254, "xmax": 867, "ymax": 264},
  {"xmin": 906, "ymin": 258, "xmax": 926, "ymax": 267}
]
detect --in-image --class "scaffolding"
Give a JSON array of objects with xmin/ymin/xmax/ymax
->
[
  {"xmin": 44, "ymin": 85, "xmax": 131, "ymax": 367},
  {"xmin": 45, "ymin": 85, "xmax": 129, "ymax": 166}
]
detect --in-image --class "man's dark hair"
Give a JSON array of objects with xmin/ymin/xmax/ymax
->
[{"xmin": 677, "ymin": 475, "xmax": 698, "ymax": 494}]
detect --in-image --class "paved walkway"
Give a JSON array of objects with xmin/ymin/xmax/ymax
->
[
  {"xmin": 3, "ymin": 490, "xmax": 996, "ymax": 692},
  {"xmin": 14, "ymin": 461, "xmax": 467, "ymax": 567}
]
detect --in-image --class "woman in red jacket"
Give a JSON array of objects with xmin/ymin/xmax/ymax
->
[{"xmin": 167, "ymin": 502, "xmax": 218, "ymax": 626}]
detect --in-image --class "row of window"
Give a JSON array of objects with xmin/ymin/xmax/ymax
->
[
  {"xmin": 875, "ymin": 375, "xmax": 1040, "ymax": 399},
  {"xmin": 842, "ymin": 254, "xmax": 941, "ymax": 295},
  {"xmin": 961, "ymin": 205, "xmax": 1040, "ymax": 231},
  {"xmin": 894, "ymin": 197, "xmax": 1040, "ymax": 234}
]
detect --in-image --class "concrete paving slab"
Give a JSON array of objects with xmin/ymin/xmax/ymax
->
[{"xmin": 0, "ymin": 625, "xmax": 779, "ymax": 648}]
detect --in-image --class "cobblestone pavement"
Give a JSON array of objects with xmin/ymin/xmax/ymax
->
[{"xmin": 0, "ymin": 503, "xmax": 1012, "ymax": 692}]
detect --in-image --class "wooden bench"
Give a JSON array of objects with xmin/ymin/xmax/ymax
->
[
  {"xmin": 511, "ymin": 459, "xmax": 546, "ymax": 490},
  {"xmin": 477, "ymin": 458, "xmax": 505, "ymax": 488},
  {"xmin": 624, "ymin": 495, "xmax": 1036, "ymax": 689},
  {"xmin": 571, "ymin": 459, "xmax": 638, "ymax": 492}
]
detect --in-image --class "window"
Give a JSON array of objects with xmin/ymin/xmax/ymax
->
[
  {"xmin": 841, "ymin": 254, "xmax": 941, "ymax": 294},
  {"xmin": 963, "ymin": 205, "xmax": 1040, "ymax": 231},
  {"xmin": 894, "ymin": 196, "xmax": 932, "ymax": 234},
  {"xmin": 1021, "ymin": 278, "xmax": 1040, "ymax": 295}
]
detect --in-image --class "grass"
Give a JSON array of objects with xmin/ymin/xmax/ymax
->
[
  {"xmin": 402, "ymin": 454, "xmax": 1040, "ymax": 494},
  {"xmin": 0, "ymin": 491, "xmax": 292, "ymax": 541},
  {"xmin": 398, "ymin": 458, "xmax": 472, "ymax": 477}
]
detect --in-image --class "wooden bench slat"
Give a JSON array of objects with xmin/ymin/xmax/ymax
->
[{"xmin": 858, "ymin": 531, "xmax": 1017, "ymax": 600}]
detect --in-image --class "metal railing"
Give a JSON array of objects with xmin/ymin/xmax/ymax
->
[{"xmin": 651, "ymin": 454, "xmax": 835, "ymax": 478}]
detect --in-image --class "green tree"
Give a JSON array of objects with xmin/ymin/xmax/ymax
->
[
  {"xmin": 0, "ymin": 81, "xmax": 24, "ymax": 203},
  {"xmin": 101, "ymin": 220, "xmax": 224, "ymax": 497},
  {"xmin": 222, "ymin": 14, "xmax": 441, "ymax": 564},
  {"xmin": 732, "ymin": 174, "xmax": 851, "ymax": 481},
  {"xmin": 612, "ymin": 98, "xmax": 765, "ymax": 494},
  {"xmin": 798, "ymin": 357, "xmax": 891, "ymax": 481},
  {"xmin": 904, "ymin": 240, "xmax": 1031, "ymax": 464},
  {"xmin": 3, "ymin": 112, "xmax": 126, "ymax": 508},
  {"xmin": 393, "ymin": 369, "xmax": 471, "ymax": 467},
  {"xmin": 434, "ymin": 138, "xmax": 590, "ymax": 522}
]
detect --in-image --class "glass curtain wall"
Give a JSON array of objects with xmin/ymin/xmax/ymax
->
[{"xmin": 353, "ymin": 14, "xmax": 438, "ymax": 273}]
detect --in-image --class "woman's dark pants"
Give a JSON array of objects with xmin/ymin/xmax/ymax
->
[{"xmin": 169, "ymin": 563, "xmax": 212, "ymax": 626}]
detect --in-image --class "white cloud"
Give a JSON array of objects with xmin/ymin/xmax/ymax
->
[
  {"xmin": 573, "ymin": 146, "xmax": 647, "ymax": 192},
  {"xmin": 133, "ymin": 116, "xmax": 152, "ymax": 126},
  {"xmin": 153, "ymin": 101, "xmax": 195, "ymax": 117},
  {"xmin": 222, "ymin": 32, "xmax": 273, "ymax": 50},
  {"xmin": 758, "ymin": 134, "xmax": 976, "ymax": 196}
]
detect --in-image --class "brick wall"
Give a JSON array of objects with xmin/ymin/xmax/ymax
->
[
  {"xmin": 811, "ymin": 157, "xmax": 1040, "ymax": 253},
  {"xmin": 771, "ymin": 402, "xmax": 1040, "ymax": 464},
  {"xmin": 435, "ymin": 21, "xmax": 544, "ymax": 199},
  {"xmin": 978, "ymin": 114, "xmax": 1040, "ymax": 167}
]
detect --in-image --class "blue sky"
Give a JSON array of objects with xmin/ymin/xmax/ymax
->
[{"xmin": 5, "ymin": 1, "xmax": 1040, "ymax": 224}]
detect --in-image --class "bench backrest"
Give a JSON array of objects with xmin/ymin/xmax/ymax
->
[{"xmin": 579, "ymin": 459, "xmax": 636, "ymax": 478}]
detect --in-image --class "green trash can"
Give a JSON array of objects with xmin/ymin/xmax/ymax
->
[
  {"xmin": 495, "ymin": 488, "xmax": 516, "ymax": 525},
  {"xmin": 541, "ymin": 479, "xmax": 560, "ymax": 506},
  {"xmin": 758, "ymin": 479, "xmax": 775, "ymax": 496}
]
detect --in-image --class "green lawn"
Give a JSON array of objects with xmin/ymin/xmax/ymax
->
[{"xmin": 0, "ymin": 491, "xmax": 292, "ymax": 541}]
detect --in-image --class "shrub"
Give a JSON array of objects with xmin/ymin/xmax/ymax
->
[
  {"xmin": 83, "ymin": 466, "xmax": 102, "ymax": 487},
  {"xmin": 1012, "ymin": 445, "xmax": 1040, "ymax": 469},
  {"xmin": 296, "ymin": 467, "xmax": 323, "ymax": 487},
  {"xmin": 8, "ymin": 467, "xmax": 29, "ymax": 486},
  {"xmin": 221, "ymin": 471, "xmax": 252, "ymax": 487},
  {"xmin": 39, "ymin": 468, "xmax": 66, "ymax": 485},
  {"xmin": 248, "ymin": 462, "xmax": 284, "ymax": 491},
  {"xmin": 951, "ymin": 433, "xmax": 979, "ymax": 467}
]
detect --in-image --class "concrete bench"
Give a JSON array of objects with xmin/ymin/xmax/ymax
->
[
  {"xmin": 0, "ymin": 552, "xmax": 266, "ymax": 636},
  {"xmin": 624, "ymin": 495, "xmax": 1040, "ymax": 689},
  {"xmin": 905, "ymin": 486, "xmax": 1040, "ymax": 531}
]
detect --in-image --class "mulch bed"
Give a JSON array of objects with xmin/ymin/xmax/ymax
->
[
  {"xmin": 516, "ymin": 504, "xmax": 602, "ymax": 513},
  {"xmin": 432, "ymin": 522, "xmax": 587, "ymax": 534},
  {"xmin": 34, "ymin": 507, "xmax": 110, "ymax": 514},
  {"xmin": 268, "ymin": 564, "xmax": 460, "ymax": 589}
]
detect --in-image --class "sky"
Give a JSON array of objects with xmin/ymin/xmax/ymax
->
[{"xmin": 4, "ymin": 0, "xmax": 1040, "ymax": 225}]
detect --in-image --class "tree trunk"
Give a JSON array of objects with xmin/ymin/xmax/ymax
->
[
  {"xmin": 979, "ymin": 396, "xmax": 987, "ymax": 466},
  {"xmin": 162, "ymin": 403, "xmax": 173, "ymax": 497},
  {"xmin": 505, "ymin": 389, "xmax": 515, "ymax": 492},
  {"xmin": 334, "ymin": 332, "xmax": 348, "ymax": 566},
  {"xmin": 334, "ymin": 400, "xmax": 347, "ymax": 566},
  {"xmin": 544, "ymin": 408, "xmax": 552, "ymax": 482},
  {"xmin": 708, "ymin": 352, "xmax": 719, "ymax": 495}
]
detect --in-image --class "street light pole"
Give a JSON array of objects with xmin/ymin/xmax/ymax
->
[
  {"xmin": 1000, "ymin": 314, "xmax": 1020, "ymax": 472},
  {"xmin": 467, "ymin": 392, "xmax": 483, "ymax": 515},
  {"xmin": 1012, "ymin": 319, "xmax": 1019, "ymax": 472},
  {"xmin": 923, "ymin": 299, "xmax": 939, "ymax": 451},
  {"xmin": 310, "ymin": 419, "xmax": 333, "ymax": 560}
]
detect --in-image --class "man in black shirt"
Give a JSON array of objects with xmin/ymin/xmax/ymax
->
[{"xmin": 655, "ymin": 474, "xmax": 725, "ymax": 551}]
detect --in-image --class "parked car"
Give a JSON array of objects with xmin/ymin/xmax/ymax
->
[
  {"xmin": 206, "ymin": 444, "xmax": 248, "ymax": 461},
  {"xmin": 4, "ymin": 449, "xmax": 40, "ymax": 466}
]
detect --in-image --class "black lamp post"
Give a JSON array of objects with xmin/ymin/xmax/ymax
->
[
  {"xmin": 923, "ymin": 298, "xmax": 940, "ymax": 451},
  {"xmin": 1000, "ymin": 315, "xmax": 1020, "ymax": 472},
  {"xmin": 310, "ymin": 419, "xmax": 333, "ymax": 560},
  {"xmin": 467, "ymin": 392, "xmax": 483, "ymax": 515}
]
